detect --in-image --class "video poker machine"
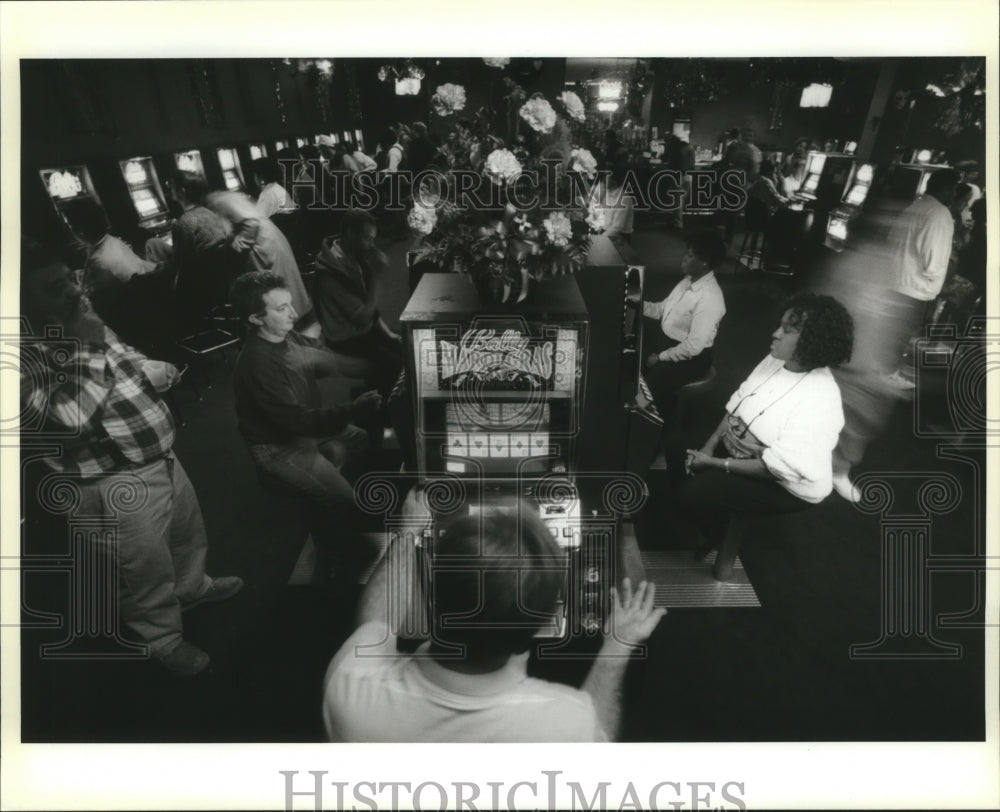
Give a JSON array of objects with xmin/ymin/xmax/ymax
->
[{"xmin": 398, "ymin": 272, "xmax": 621, "ymax": 640}]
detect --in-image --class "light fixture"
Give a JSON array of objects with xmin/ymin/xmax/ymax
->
[
  {"xmin": 925, "ymin": 83, "xmax": 946, "ymax": 97},
  {"xmin": 597, "ymin": 100, "xmax": 619, "ymax": 112},
  {"xmin": 800, "ymin": 83, "xmax": 833, "ymax": 108},
  {"xmin": 916, "ymin": 148, "xmax": 933, "ymax": 163}
]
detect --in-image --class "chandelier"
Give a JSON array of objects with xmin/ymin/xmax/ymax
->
[{"xmin": 282, "ymin": 58, "xmax": 334, "ymax": 77}]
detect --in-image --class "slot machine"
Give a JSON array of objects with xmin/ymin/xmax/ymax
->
[
  {"xmin": 824, "ymin": 163, "xmax": 875, "ymax": 252},
  {"xmin": 273, "ymin": 139, "xmax": 291, "ymax": 153},
  {"xmin": 174, "ymin": 148, "xmax": 207, "ymax": 181},
  {"xmin": 39, "ymin": 164, "xmax": 107, "ymax": 237},
  {"xmin": 118, "ymin": 156, "xmax": 173, "ymax": 244},
  {"xmin": 248, "ymin": 143, "xmax": 268, "ymax": 161},
  {"xmin": 793, "ymin": 151, "xmax": 855, "ymax": 210},
  {"xmin": 354, "ymin": 128, "xmax": 366, "ymax": 152},
  {"xmin": 216, "ymin": 147, "xmax": 247, "ymax": 192},
  {"xmin": 399, "ymin": 272, "xmax": 616, "ymax": 639}
]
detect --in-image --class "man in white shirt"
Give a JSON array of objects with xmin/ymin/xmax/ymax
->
[
  {"xmin": 881, "ymin": 167, "xmax": 960, "ymax": 386},
  {"xmin": 322, "ymin": 489, "xmax": 665, "ymax": 742},
  {"xmin": 642, "ymin": 230, "xmax": 727, "ymax": 423}
]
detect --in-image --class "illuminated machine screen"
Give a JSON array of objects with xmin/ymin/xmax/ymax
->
[
  {"xmin": 844, "ymin": 164, "xmax": 874, "ymax": 206},
  {"xmin": 411, "ymin": 323, "xmax": 583, "ymax": 477},
  {"xmin": 354, "ymin": 129, "xmax": 365, "ymax": 150},
  {"xmin": 41, "ymin": 167, "xmax": 88, "ymax": 201},
  {"xmin": 827, "ymin": 217, "xmax": 848, "ymax": 241},
  {"xmin": 175, "ymin": 149, "xmax": 206, "ymax": 179},
  {"xmin": 119, "ymin": 157, "xmax": 168, "ymax": 224},
  {"xmin": 249, "ymin": 143, "xmax": 267, "ymax": 160},
  {"xmin": 217, "ymin": 148, "xmax": 245, "ymax": 191}
]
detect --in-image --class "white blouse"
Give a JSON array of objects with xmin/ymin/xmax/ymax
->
[{"xmin": 724, "ymin": 354, "xmax": 845, "ymax": 503}]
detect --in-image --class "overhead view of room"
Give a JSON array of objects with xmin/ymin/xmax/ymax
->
[{"xmin": 14, "ymin": 52, "xmax": 990, "ymax": 751}]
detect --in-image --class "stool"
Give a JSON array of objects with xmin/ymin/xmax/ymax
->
[
  {"xmin": 175, "ymin": 327, "xmax": 241, "ymax": 390},
  {"xmin": 737, "ymin": 199, "xmax": 770, "ymax": 272},
  {"xmin": 674, "ymin": 365, "xmax": 717, "ymax": 432}
]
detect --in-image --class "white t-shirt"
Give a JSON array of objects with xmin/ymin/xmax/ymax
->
[
  {"xmin": 322, "ymin": 621, "xmax": 604, "ymax": 742},
  {"xmin": 725, "ymin": 354, "xmax": 844, "ymax": 503},
  {"xmin": 255, "ymin": 183, "xmax": 296, "ymax": 218}
]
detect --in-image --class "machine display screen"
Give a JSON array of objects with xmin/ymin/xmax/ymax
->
[
  {"xmin": 413, "ymin": 325, "xmax": 580, "ymax": 395},
  {"xmin": 120, "ymin": 157, "xmax": 168, "ymax": 223},
  {"xmin": 42, "ymin": 168, "xmax": 87, "ymax": 201}
]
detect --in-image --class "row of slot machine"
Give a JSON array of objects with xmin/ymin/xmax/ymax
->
[
  {"xmin": 37, "ymin": 129, "xmax": 367, "ymax": 246},
  {"xmin": 773, "ymin": 147, "xmax": 961, "ymax": 256}
]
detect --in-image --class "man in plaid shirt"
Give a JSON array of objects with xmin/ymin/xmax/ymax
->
[{"xmin": 20, "ymin": 239, "xmax": 243, "ymax": 676}]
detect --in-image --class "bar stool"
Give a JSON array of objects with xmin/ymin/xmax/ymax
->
[
  {"xmin": 674, "ymin": 365, "xmax": 717, "ymax": 432},
  {"xmin": 737, "ymin": 199, "xmax": 770, "ymax": 273}
]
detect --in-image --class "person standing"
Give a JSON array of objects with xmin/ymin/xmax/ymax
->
[{"xmin": 20, "ymin": 239, "xmax": 243, "ymax": 676}]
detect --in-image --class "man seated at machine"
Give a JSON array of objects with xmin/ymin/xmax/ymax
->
[
  {"xmin": 230, "ymin": 270, "xmax": 383, "ymax": 581},
  {"xmin": 642, "ymin": 230, "xmax": 727, "ymax": 426},
  {"xmin": 322, "ymin": 489, "xmax": 666, "ymax": 742},
  {"xmin": 313, "ymin": 208, "xmax": 404, "ymax": 398}
]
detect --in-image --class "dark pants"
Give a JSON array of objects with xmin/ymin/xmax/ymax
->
[
  {"xmin": 327, "ymin": 321, "xmax": 404, "ymax": 400},
  {"xmin": 664, "ymin": 439, "xmax": 810, "ymax": 549},
  {"xmin": 643, "ymin": 319, "xmax": 713, "ymax": 424}
]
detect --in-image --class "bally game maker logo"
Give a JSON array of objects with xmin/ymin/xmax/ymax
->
[{"xmin": 439, "ymin": 328, "xmax": 555, "ymax": 387}]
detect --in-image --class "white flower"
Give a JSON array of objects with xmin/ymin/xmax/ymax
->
[
  {"xmin": 483, "ymin": 58, "xmax": 510, "ymax": 68},
  {"xmin": 431, "ymin": 83, "xmax": 467, "ymax": 116},
  {"xmin": 585, "ymin": 201, "xmax": 607, "ymax": 232},
  {"xmin": 407, "ymin": 204, "xmax": 438, "ymax": 235},
  {"xmin": 559, "ymin": 90, "xmax": 586, "ymax": 123},
  {"xmin": 570, "ymin": 148, "xmax": 598, "ymax": 179},
  {"xmin": 543, "ymin": 211, "xmax": 573, "ymax": 247},
  {"xmin": 519, "ymin": 97, "xmax": 558, "ymax": 134},
  {"xmin": 484, "ymin": 149, "xmax": 523, "ymax": 184}
]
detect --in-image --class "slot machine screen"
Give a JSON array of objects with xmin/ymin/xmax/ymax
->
[
  {"xmin": 844, "ymin": 164, "xmax": 874, "ymax": 206},
  {"xmin": 274, "ymin": 140, "xmax": 290, "ymax": 153},
  {"xmin": 342, "ymin": 131, "xmax": 352, "ymax": 144},
  {"xmin": 249, "ymin": 143, "xmax": 267, "ymax": 160},
  {"xmin": 411, "ymin": 323, "xmax": 584, "ymax": 478},
  {"xmin": 355, "ymin": 129, "xmax": 365, "ymax": 151},
  {"xmin": 175, "ymin": 150, "xmax": 206, "ymax": 180},
  {"xmin": 217, "ymin": 148, "xmax": 245, "ymax": 191},
  {"xmin": 119, "ymin": 157, "xmax": 169, "ymax": 225},
  {"xmin": 295, "ymin": 137, "xmax": 309, "ymax": 148},
  {"xmin": 40, "ymin": 168, "xmax": 88, "ymax": 201}
]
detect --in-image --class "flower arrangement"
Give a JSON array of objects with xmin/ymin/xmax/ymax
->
[
  {"xmin": 558, "ymin": 90, "xmax": 586, "ymax": 123},
  {"xmin": 431, "ymin": 83, "xmax": 467, "ymax": 116},
  {"xmin": 483, "ymin": 148, "xmax": 523, "ymax": 184},
  {"xmin": 409, "ymin": 91, "xmax": 598, "ymax": 303},
  {"xmin": 570, "ymin": 147, "xmax": 598, "ymax": 179},
  {"xmin": 518, "ymin": 95, "xmax": 558, "ymax": 134}
]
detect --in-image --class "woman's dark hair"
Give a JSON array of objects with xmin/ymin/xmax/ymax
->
[
  {"xmin": 685, "ymin": 229, "xmax": 727, "ymax": 270},
  {"xmin": 780, "ymin": 293, "xmax": 854, "ymax": 370},
  {"xmin": 759, "ymin": 159, "xmax": 775, "ymax": 179},
  {"xmin": 430, "ymin": 503, "xmax": 564, "ymax": 656},
  {"xmin": 229, "ymin": 270, "xmax": 287, "ymax": 325},
  {"xmin": 252, "ymin": 157, "xmax": 282, "ymax": 185}
]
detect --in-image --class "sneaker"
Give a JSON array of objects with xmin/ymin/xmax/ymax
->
[
  {"xmin": 156, "ymin": 640, "xmax": 210, "ymax": 676},
  {"xmin": 832, "ymin": 473, "xmax": 862, "ymax": 504},
  {"xmin": 181, "ymin": 576, "xmax": 244, "ymax": 613}
]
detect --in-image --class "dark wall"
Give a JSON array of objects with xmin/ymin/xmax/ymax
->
[{"xmin": 20, "ymin": 58, "xmax": 365, "ymax": 243}]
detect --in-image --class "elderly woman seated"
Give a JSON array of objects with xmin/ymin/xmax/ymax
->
[{"xmin": 675, "ymin": 293, "xmax": 854, "ymax": 568}]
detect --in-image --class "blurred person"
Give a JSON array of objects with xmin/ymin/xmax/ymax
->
[
  {"xmin": 643, "ymin": 230, "xmax": 728, "ymax": 425},
  {"xmin": 313, "ymin": 208, "xmax": 403, "ymax": 398},
  {"xmin": 230, "ymin": 271, "xmax": 382, "ymax": 580},
  {"xmin": 748, "ymin": 159, "xmax": 790, "ymax": 217},
  {"xmin": 378, "ymin": 128, "xmax": 406, "ymax": 173},
  {"xmin": 880, "ymin": 167, "xmax": 960, "ymax": 387},
  {"xmin": 322, "ymin": 490, "xmax": 666, "ymax": 742},
  {"xmin": 723, "ymin": 128, "xmax": 762, "ymax": 185},
  {"xmin": 780, "ymin": 138, "xmax": 809, "ymax": 196},
  {"xmin": 406, "ymin": 121, "xmax": 438, "ymax": 175},
  {"xmin": 253, "ymin": 157, "xmax": 298, "ymax": 218},
  {"xmin": 589, "ymin": 163, "xmax": 636, "ymax": 242},
  {"xmin": 206, "ymin": 188, "xmax": 318, "ymax": 336},
  {"xmin": 20, "ymin": 239, "xmax": 243, "ymax": 676},
  {"xmin": 679, "ymin": 294, "xmax": 853, "ymax": 550},
  {"xmin": 347, "ymin": 140, "xmax": 378, "ymax": 172}
]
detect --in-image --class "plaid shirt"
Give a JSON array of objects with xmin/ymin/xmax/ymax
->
[{"xmin": 21, "ymin": 327, "xmax": 175, "ymax": 477}]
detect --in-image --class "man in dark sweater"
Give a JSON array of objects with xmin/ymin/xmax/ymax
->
[{"xmin": 231, "ymin": 270, "xmax": 383, "ymax": 579}]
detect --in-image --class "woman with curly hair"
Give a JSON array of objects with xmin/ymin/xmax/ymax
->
[{"xmin": 678, "ymin": 294, "xmax": 854, "ymax": 568}]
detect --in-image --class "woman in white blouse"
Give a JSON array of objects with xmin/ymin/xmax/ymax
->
[{"xmin": 680, "ymin": 293, "xmax": 854, "ymax": 558}]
